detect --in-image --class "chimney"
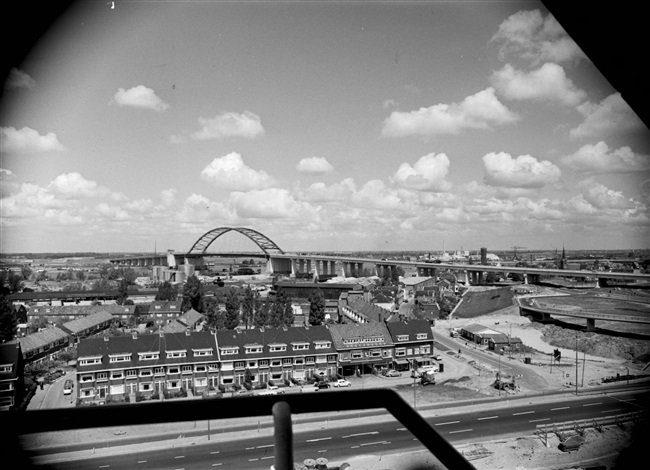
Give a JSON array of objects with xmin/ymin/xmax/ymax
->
[
  {"xmin": 103, "ymin": 336, "xmax": 109, "ymax": 342},
  {"xmin": 185, "ymin": 329, "xmax": 191, "ymax": 336},
  {"xmin": 132, "ymin": 331, "xmax": 138, "ymax": 340}
]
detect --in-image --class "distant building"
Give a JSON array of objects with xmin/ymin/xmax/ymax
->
[{"xmin": 328, "ymin": 322, "xmax": 394, "ymax": 376}]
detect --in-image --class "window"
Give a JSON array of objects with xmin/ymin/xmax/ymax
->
[
  {"xmin": 327, "ymin": 355, "xmax": 337, "ymax": 362},
  {"xmin": 282, "ymin": 358, "xmax": 293, "ymax": 365},
  {"xmin": 167, "ymin": 380, "xmax": 180, "ymax": 389},
  {"xmin": 0, "ymin": 364, "xmax": 12, "ymax": 373},
  {"xmin": 294, "ymin": 358, "xmax": 304, "ymax": 365},
  {"xmin": 139, "ymin": 369, "xmax": 152, "ymax": 377},
  {"xmin": 79, "ymin": 356, "xmax": 102, "ymax": 366},
  {"xmin": 208, "ymin": 363, "xmax": 218, "ymax": 371},
  {"xmin": 109, "ymin": 354, "xmax": 132, "ymax": 363},
  {"xmin": 195, "ymin": 365, "xmax": 207, "ymax": 373},
  {"xmin": 181, "ymin": 365, "xmax": 192, "ymax": 374},
  {"xmin": 234, "ymin": 362, "xmax": 245, "ymax": 369},
  {"xmin": 269, "ymin": 343, "xmax": 286, "ymax": 352},
  {"xmin": 245, "ymin": 345, "xmax": 263, "ymax": 354},
  {"xmin": 258, "ymin": 360, "xmax": 269, "ymax": 368},
  {"xmin": 421, "ymin": 345, "xmax": 431, "ymax": 355},
  {"xmin": 96, "ymin": 372, "xmax": 108, "ymax": 381},
  {"xmin": 396, "ymin": 335, "xmax": 409, "ymax": 342},
  {"xmin": 138, "ymin": 352, "xmax": 159, "ymax": 361},
  {"xmin": 154, "ymin": 367, "xmax": 164, "ymax": 375},
  {"xmin": 81, "ymin": 388, "xmax": 94, "ymax": 398},
  {"xmin": 193, "ymin": 349, "xmax": 213, "ymax": 357},
  {"xmin": 220, "ymin": 347, "xmax": 239, "ymax": 355},
  {"xmin": 416, "ymin": 333, "xmax": 428, "ymax": 340},
  {"xmin": 395, "ymin": 348, "xmax": 406, "ymax": 357},
  {"xmin": 126, "ymin": 369, "xmax": 137, "ymax": 378},
  {"xmin": 110, "ymin": 384, "xmax": 125, "ymax": 395},
  {"xmin": 167, "ymin": 367, "xmax": 180, "ymax": 374},
  {"xmin": 305, "ymin": 356, "xmax": 315, "ymax": 364},
  {"xmin": 110, "ymin": 371, "xmax": 124, "ymax": 380},
  {"xmin": 0, "ymin": 383, "xmax": 14, "ymax": 391},
  {"xmin": 351, "ymin": 351, "xmax": 363, "ymax": 359},
  {"xmin": 314, "ymin": 341, "xmax": 331, "ymax": 349},
  {"xmin": 138, "ymin": 383, "xmax": 152, "ymax": 392},
  {"xmin": 195, "ymin": 377, "xmax": 207, "ymax": 387},
  {"xmin": 292, "ymin": 342, "xmax": 309, "ymax": 351},
  {"xmin": 80, "ymin": 374, "xmax": 93, "ymax": 383},
  {"xmin": 166, "ymin": 350, "xmax": 187, "ymax": 359},
  {"xmin": 271, "ymin": 360, "xmax": 281, "ymax": 367}
]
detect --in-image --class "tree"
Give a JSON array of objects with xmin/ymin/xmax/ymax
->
[
  {"xmin": 181, "ymin": 275, "xmax": 204, "ymax": 313},
  {"xmin": 76, "ymin": 270, "xmax": 87, "ymax": 281},
  {"xmin": 20, "ymin": 265, "xmax": 33, "ymax": 281},
  {"xmin": 308, "ymin": 289, "xmax": 326, "ymax": 326},
  {"xmin": 254, "ymin": 297, "xmax": 270, "ymax": 327},
  {"xmin": 115, "ymin": 279, "xmax": 130, "ymax": 305},
  {"xmin": 0, "ymin": 295, "xmax": 18, "ymax": 342},
  {"xmin": 269, "ymin": 289, "xmax": 288, "ymax": 328},
  {"xmin": 155, "ymin": 281, "xmax": 178, "ymax": 301},
  {"xmin": 224, "ymin": 288, "xmax": 241, "ymax": 329},
  {"xmin": 240, "ymin": 288, "xmax": 255, "ymax": 329},
  {"xmin": 1, "ymin": 272, "xmax": 24, "ymax": 294},
  {"xmin": 204, "ymin": 298, "xmax": 226, "ymax": 330}
]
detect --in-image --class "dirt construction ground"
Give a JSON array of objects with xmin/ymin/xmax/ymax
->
[{"xmin": 27, "ymin": 304, "xmax": 650, "ymax": 470}]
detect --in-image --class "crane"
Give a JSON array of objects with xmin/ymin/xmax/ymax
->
[{"xmin": 511, "ymin": 246, "xmax": 527, "ymax": 261}]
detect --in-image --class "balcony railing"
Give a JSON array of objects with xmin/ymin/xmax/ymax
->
[{"xmin": 6, "ymin": 388, "xmax": 476, "ymax": 470}]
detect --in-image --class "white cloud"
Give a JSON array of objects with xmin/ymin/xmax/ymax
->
[
  {"xmin": 562, "ymin": 141, "xmax": 649, "ymax": 174},
  {"xmin": 229, "ymin": 188, "xmax": 314, "ymax": 219},
  {"xmin": 296, "ymin": 178, "xmax": 356, "ymax": 203},
  {"xmin": 1, "ymin": 126, "xmax": 65, "ymax": 154},
  {"xmin": 391, "ymin": 153, "xmax": 452, "ymax": 191},
  {"xmin": 95, "ymin": 203, "xmax": 130, "ymax": 220},
  {"xmin": 48, "ymin": 173, "xmax": 103, "ymax": 198},
  {"xmin": 483, "ymin": 151, "xmax": 561, "ymax": 188},
  {"xmin": 113, "ymin": 85, "xmax": 170, "ymax": 111},
  {"xmin": 491, "ymin": 9, "xmax": 586, "ymax": 65},
  {"xmin": 192, "ymin": 111, "xmax": 265, "ymax": 140},
  {"xmin": 5, "ymin": 68, "xmax": 36, "ymax": 90},
  {"xmin": 579, "ymin": 181, "xmax": 634, "ymax": 210},
  {"xmin": 570, "ymin": 93, "xmax": 646, "ymax": 138},
  {"xmin": 351, "ymin": 180, "xmax": 406, "ymax": 210},
  {"xmin": 491, "ymin": 63, "xmax": 586, "ymax": 106},
  {"xmin": 296, "ymin": 156, "xmax": 334, "ymax": 174},
  {"xmin": 160, "ymin": 188, "xmax": 177, "ymax": 206},
  {"xmin": 381, "ymin": 88, "xmax": 518, "ymax": 137},
  {"xmin": 200, "ymin": 152, "xmax": 275, "ymax": 190}
]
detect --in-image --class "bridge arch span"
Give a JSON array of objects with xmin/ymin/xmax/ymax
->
[{"xmin": 187, "ymin": 227, "xmax": 284, "ymax": 256}]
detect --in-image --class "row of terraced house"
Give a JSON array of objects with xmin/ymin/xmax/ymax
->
[{"xmin": 75, "ymin": 319, "xmax": 435, "ymax": 403}]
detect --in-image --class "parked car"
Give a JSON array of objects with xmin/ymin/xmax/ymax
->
[
  {"xmin": 433, "ymin": 354, "xmax": 443, "ymax": 361},
  {"xmin": 63, "ymin": 379, "xmax": 74, "ymax": 395},
  {"xmin": 316, "ymin": 382, "xmax": 330, "ymax": 389},
  {"xmin": 332, "ymin": 379, "xmax": 351, "ymax": 387},
  {"xmin": 385, "ymin": 370, "xmax": 402, "ymax": 377},
  {"xmin": 267, "ymin": 385, "xmax": 285, "ymax": 394}
]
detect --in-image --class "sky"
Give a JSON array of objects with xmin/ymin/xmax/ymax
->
[{"xmin": 1, "ymin": 0, "xmax": 648, "ymax": 255}]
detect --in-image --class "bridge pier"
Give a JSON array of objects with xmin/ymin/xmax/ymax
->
[{"xmin": 586, "ymin": 318, "xmax": 596, "ymax": 332}]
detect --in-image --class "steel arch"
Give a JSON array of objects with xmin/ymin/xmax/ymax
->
[{"xmin": 188, "ymin": 227, "xmax": 284, "ymax": 256}]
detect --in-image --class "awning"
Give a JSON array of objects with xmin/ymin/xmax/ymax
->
[
  {"xmin": 393, "ymin": 358, "xmax": 409, "ymax": 365},
  {"xmin": 415, "ymin": 356, "xmax": 431, "ymax": 364}
]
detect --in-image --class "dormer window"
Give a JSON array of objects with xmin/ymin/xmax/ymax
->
[
  {"xmin": 245, "ymin": 344, "xmax": 263, "ymax": 354},
  {"xmin": 166, "ymin": 350, "xmax": 187, "ymax": 359},
  {"xmin": 268, "ymin": 343, "xmax": 286, "ymax": 352},
  {"xmin": 314, "ymin": 341, "xmax": 331, "ymax": 349},
  {"xmin": 109, "ymin": 353, "xmax": 132, "ymax": 363},
  {"xmin": 291, "ymin": 342, "xmax": 309, "ymax": 351},
  {"xmin": 396, "ymin": 335, "xmax": 409, "ymax": 342},
  {"xmin": 220, "ymin": 347, "xmax": 239, "ymax": 355},
  {"xmin": 138, "ymin": 351, "xmax": 159, "ymax": 361},
  {"xmin": 193, "ymin": 348, "xmax": 213, "ymax": 357},
  {"xmin": 416, "ymin": 333, "xmax": 428, "ymax": 340},
  {"xmin": 79, "ymin": 356, "xmax": 102, "ymax": 366}
]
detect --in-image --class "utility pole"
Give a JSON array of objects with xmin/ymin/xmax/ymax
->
[{"xmin": 575, "ymin": 332, "xmax": 579, "ymax": 396}]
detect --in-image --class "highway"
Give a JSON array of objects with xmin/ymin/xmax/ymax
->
[{"xmin": 32, "ymin": 390, "xmax": 649, "ymax": 470}]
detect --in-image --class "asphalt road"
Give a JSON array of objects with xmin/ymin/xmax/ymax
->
[{"xmin": 32, "ymin": 390, "xmax": 650, "ymax": 470}]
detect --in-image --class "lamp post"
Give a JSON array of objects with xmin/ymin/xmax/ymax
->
[{"xmin": 575, "ymin": 332, "xmax": 579, "ymax": 396}]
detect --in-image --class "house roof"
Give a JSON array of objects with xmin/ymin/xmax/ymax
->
[
  {"xmin": 59, "ymin": 311, "xmax": 115, "ymax": 335},
  {"xmin": 76, "ymin": 331, "xmax": 219, "ymax": 372},
  {"xmin": 400, "ymin": 277, "xmax": 434, "ymax": 287},
  {"xmin": 19, "ymin": 327, "xmax": 70, "ymax": 353},
  {"xmin": 346, "ymin": 299, "xmax": 390, "ymax": 322},
  {"xmin": 385, "ymin": 319, "xmax": 432, "ymax": 342},
  {"xmin": 29, "ymin": 304, "xmax": 136, "ymax": 317},
  {"xmin": 327, "ymin": 322, "xmax": 393, "ymax": 350},
  {"xmin": 214, "ymin": 325, "xmax": 336, "ymax": 361}
]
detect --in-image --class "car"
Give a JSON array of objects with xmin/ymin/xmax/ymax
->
[
  {"xmin": 63, "ymin": 379, "xmax": 74, "ymax": 395},
  {"xmin": 385, "ymin": 370, "xmax": 402, "ymax": 377},
  {"xmin": 316, "ymin": 382, "xmax": 330, "ymax": 389},
  {"xmin": 267, "ymin": 385, "xmax": 285, "ymax": 394},
  {"xmin": 433, "ymin": 354, "xmax": 443, "ymax": 361},
  {"xmin": 332, "ymin": 379, "xmax": 351, "ymax": 387}
]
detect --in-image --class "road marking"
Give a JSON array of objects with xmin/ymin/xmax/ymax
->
[
  {"xmin": 211, "ymin": 464, "xmax": 223, "ymax": 467},
  {"xmin": 342, "ymin": 431, "xmax": 379, "ymax": 438},
  {"xmin": 396, "ymin": 427, "xmax": 407, "ymax": 431},
  {"xmin": 359, "ymin": 441, "xmax": 390, "ymax": 447},
  {"xmin": 449, "ymin": 429, "xmax": 473, "ymax": 434},
  {"xmin": 513, "ymin": 411, "xmax": 534, "ymax": 416},
  {"xmin": 318, "ymin": 450, "xmax": 328, "ymax": 453},
  {"xmin": 137, "ymin": 461, "xmax": 147, "ymax": 464},
  {"xmin": 249, "ymin": 458, "xmax": 259, "ymax": 462},
  {"xmin": 174, "ymin": 456, "xmax": 184, "ymax": 459},
  {"xmin": 99, "ymin": 466, "xmax": 110, "ymax": 469},
  {"xmin": 601, "ymin": 409, "xmax": 622, "ymax": 413},
  {"xmin": 529, "ymin": 418, "xmax": 550, "ymax": 423},
  {"xmin": 307, "ymin": 437, "xmax": 332, "ymax": 442},
  {"xmin": 582, "ymin": 402, "xmax": 602, "ymax": 407},
  {"xmin": 436, "ymin": 421, "xmax": 460, "ymax": 426},
  {"xmin": 261, "ymin": 456, "xmax": 274, "ymax": 460},
  {"xmin": 210, "ymin": 451, "xmax": 220, "ymax": 455},
  {"xmin": 551, "ymin": 406, "xmax": 570, "ymax": 411},
  {"xmin": 256, "ymin": 444, "xmax": 274, "ymax": 449},
  {"xmin": 477, "ymin": 416, "xmax": 498, "ymax": 420}
]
